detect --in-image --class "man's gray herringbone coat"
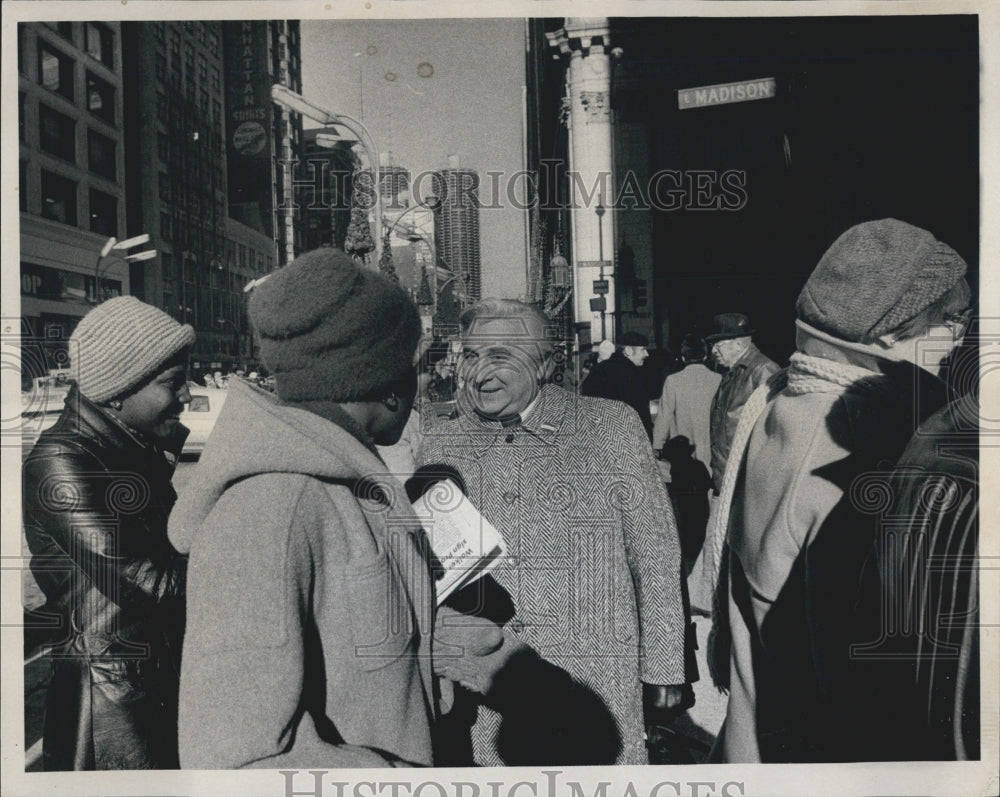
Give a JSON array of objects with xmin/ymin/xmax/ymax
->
[{"xmin": 419, "ymin": 384, "xmax": 687, "ymax": 765}]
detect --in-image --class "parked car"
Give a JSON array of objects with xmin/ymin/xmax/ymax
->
[
  {"xmin": 20, "ymin": 374, "xmax": 71, "ymax": 451},
  {"xmin": 181, "ymin": 386, "xmax": 229, "ymax": 456}
]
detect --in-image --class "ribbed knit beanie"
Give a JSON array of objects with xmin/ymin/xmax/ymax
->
[
  {"xmin": 69, "ymin": 296, "xmax": 196, "ymax": 403},
  {"xmin": 797, "ymin": 218, "xmax": 967, "ymax": 343},
  {"xmin": 248, "ymin": 248, "xmax": 422, "ymax": 402}
]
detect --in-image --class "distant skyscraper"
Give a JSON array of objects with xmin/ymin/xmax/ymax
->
[{"xmin": 433, "ymin": 168, "xmax": 482, "ymax": 306}]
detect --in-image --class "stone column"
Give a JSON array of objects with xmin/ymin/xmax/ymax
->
[{"xmin": 547, "ymin": 18, "xmax": 615, "ymax": 345}]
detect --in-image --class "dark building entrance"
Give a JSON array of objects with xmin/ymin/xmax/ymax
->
[{"xmin": 610, "ymin": 14, "xmax": 979, "ymax": 362}]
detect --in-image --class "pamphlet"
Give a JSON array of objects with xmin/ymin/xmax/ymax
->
[{"xmin": 410, "ymin": 479, "xmax": 506, "ymax": 604}]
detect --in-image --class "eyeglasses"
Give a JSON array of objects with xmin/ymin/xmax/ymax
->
[{"xmin": 942, "ymin": 307, "xmax": 973, "ymax": 342}]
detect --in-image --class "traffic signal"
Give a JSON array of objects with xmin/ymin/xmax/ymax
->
[{"xmin": 634, "ymin": 279, "xmax": 648, "ymax": 308}]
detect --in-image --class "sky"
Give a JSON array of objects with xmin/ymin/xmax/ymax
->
[{"xmin": 300, "ymin": 19, "xmax": 530, "ymax": 299}]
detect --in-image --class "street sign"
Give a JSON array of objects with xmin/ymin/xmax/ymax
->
[
  {"xmin": 678, "ymin": 77, "xmax": 776, "ymax": 110},
  {"xmin": 577, "ymin": 260, "xmax": 613, "ymax": 270},
  {"xmin": 589, "ymin": 297, "xmax": 607, "ymax": 312},
  {"xmin": 592, "ymin": 279, "xmax": 609, "ymax": 295}
]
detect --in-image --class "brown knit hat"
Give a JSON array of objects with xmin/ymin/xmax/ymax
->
[
  {"xmin": 249, "ymin": 248, "xmax": 422, "ymax": 402},
  {"xmin": 797, "ymin": 219, "xmax": 968, "ymax": 343},
  {"xmin": 69, "ymin": 296, "xmax": 196, "ymax": 403}
]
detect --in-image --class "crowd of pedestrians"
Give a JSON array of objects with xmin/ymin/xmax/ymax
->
[{"xmin": 22, "ymin": 218, "xmax": 979, "ymax": 770}]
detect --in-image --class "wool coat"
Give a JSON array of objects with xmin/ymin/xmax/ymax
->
[
  {"xmin": 652, "ymin": 362, "xmax": 722, "ymax": 478},
  {"xmin": 22, "ymin": 386, "xmax": 187, "ymax": 770},
  {"xmin": 418, "ymin": 384, "xmax": 687, "ymax": 765},
  {"xmin": 714, "ymin": 324, "xmax": 949, "ymax": 762},
  {"xmin": 168, "ymin": 379, "xmax": 437, "ymax": 768}
]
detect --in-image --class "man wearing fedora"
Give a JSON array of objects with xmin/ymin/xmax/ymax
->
[
  {"xmin": 581, "ymin": 330, "xmax": 655, "ymax": 441},
  {"xmin": 706, "ymin": 313, "xmax": 779, "ymax": 494}
]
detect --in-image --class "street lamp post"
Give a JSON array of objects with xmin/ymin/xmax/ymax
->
[
  {"xmin": 92, "ymin": 234, "xmax": 157, "ymax": 304},
  {"xmin": 271, "ymin": 85, "xmax": 383, "ymax": 267},
  {"xmin": 595, "ymin": 196, "xmax": 607, "ymax": 340}
]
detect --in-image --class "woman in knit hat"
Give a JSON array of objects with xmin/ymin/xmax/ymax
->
[
  {"xmin": 22, "ymin": 296, "xmax": 196, "ymax": 769},
  {"xmin": 168, "ymin": 248, "xmax": 484, "ymax": 768},
  {"xmin": 705, "ymin": 218, "xmax": 972, "ymax": 763}
]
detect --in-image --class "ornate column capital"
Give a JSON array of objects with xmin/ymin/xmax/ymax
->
[{"xmin": 546, "ymin": 18, "xmax": 610, "ymax": 60}]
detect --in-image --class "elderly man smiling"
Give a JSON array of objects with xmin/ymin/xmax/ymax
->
[{"xmin": 419, "ymin": 298, "xmax": 691, "ymax": 766}]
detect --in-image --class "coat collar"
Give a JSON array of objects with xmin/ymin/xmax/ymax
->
[
  {"xmin": 57, "ymin": 384, "xmax": 187, "ymax": 469},
  {"xmin": 455, "ymin": 383, "xmax": 568, "ymax": 454}
]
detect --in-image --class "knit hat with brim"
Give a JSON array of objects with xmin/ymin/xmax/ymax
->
[
  {"xmin": 249, "ymin": 248, "xmax": 422, "ymax": 402},
  {"xmin": 797, "ymin": 218, "xmax": 967, "ymax": 343},
  {"xmin": 69, "ymin": 296, "xmax": 196, "ymax": 403}
]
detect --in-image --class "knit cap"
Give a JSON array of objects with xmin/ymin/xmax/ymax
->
[
  {"xmin": 69, "ymin": 296, "xmax": 196, "ymax": 403},
  {"xmin": 249, "ymin": 248, "xmax": 422, "ymax": 402},
  {"xmin": 797, "ymin": 218, "xmax": 967, "ymax": 343}
]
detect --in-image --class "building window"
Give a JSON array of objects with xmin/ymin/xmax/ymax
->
[
  {"xmin": 87, "ymin": 72, "xmax": 114, "ymax": 123},
  {"xmin": 158, "ymin": 171, "xmax": 170, "ymax": 202},
  {"xmin": 163, "ymin": 291, "xmax": 173, "ymax": 314},
  {"xmin": 38, "ymin": 42, "xmax": 74, "ymax": 100},
  {"xmin": 238, "ymin": 244, "xmax": 247, "ymax": 267},
  {"xmin": 85, "ymin": 23, "xmax": 114, "ymax": 69},
  {"xmin": 161, "ymin": 212, "xmax": 172, "ymax": 240},
  {"xmin": 162, "ymin": 252, "xmax": 173, "ymax": 281},
  {"xmin": 87, "ymin": 129, "xmax": 116, "ymax": 179},
  {"xmin": 39, "ymin": 104, "xmax": 76, "ymax": 163},
  {"xmin": 40, "ymin": 170, "xmax": 77, "ymax": 226},
  {"xmin": 89, "ymin": 188, "xmax": 117, "ymax": 236}
]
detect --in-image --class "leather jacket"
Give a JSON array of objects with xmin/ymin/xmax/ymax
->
[
  {"xmin": 23, "ymin": 386, "xmax": 187, "ymax": 769},
  {"xmin": 709, "ymin": 343, "xmax": 780, "ymax": 492}
]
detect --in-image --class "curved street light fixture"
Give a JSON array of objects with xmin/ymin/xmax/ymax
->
[
  {"xmin": 92, "ymin": 233, "xmax": 156, "ymax": 304},
  {"xmin": 271, "ymin": 84, "xmax": 383, "ymax": 266}
]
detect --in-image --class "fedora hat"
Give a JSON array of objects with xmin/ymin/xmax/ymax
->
[{"xmin": 705, "ymin": 312, "xmax": 754, "ymax": 343}]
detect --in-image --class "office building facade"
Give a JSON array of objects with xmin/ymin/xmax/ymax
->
[
  {"xmin": 18, "ymin": 21, "xmax": 128, "ymax": 378},
  {"xmin": 118, "ymin": 20, "xmax": 302, "ymax": 372}
]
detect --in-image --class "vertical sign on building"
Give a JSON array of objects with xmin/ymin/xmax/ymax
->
[{"xmin": 223, "ymin": 21, "xmax": 274, "ymax": 236}]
